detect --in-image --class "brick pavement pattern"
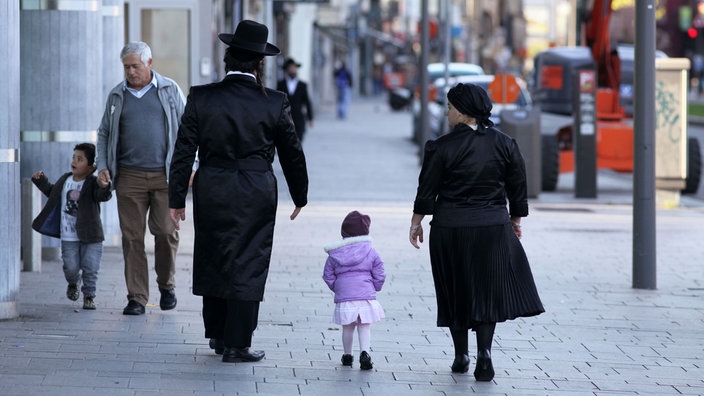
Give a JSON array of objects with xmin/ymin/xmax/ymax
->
[{"xmin": 2, "ymin": 96, "xmax": 704, "ymax": 395}]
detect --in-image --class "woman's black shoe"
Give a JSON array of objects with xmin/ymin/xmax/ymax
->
[
  {"xmin": 341, "ymin": 354, "xmax": 353, "ymax": 366},
  {"xmin": 451, "ymin": 353, "xmax": 469, "ymax": 373},
  {"xmin": 209, "ymin": 338, "xmax": 224, "ymax": 355},
  {"xmin": 473, "ymin": 349, "xmax": 494, "ymax": 381}
]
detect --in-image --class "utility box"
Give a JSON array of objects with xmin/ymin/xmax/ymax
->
[
  {"xmin": 654, "ymin": 58, "xmax": 689, "ymax": 206},
  {"xmin": 501, "ymin": 107, "xmax": 542, "ymax": 198}
]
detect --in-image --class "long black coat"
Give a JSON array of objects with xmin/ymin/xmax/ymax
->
[
  {"xmin": 276, "ymin": 79, "xmax": 313, "ymax": 140},
  {"xmin": 169, "ymin": 74, "xmax": 308, "ymax": 301}
]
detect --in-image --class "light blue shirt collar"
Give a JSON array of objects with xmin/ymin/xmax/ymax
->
[{"xmin": 123, "ymin": 72, "xmax": 157, "ymax": 98}]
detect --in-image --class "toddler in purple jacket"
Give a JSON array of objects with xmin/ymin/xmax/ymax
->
[{"xmin": 323, "ymin": 211, "xmax": 386, "ymax": 370}]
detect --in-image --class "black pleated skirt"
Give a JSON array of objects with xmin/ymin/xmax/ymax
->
[{"xmin": 429, "ymin": 223, "xmax": 544, "ymax": 330}]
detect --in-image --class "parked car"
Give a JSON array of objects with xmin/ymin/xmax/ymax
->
[
  {"xmin": 425, "ymin": 74, "xmax": 533, "ymax": 139},
  {"xmin": 408, "ymin": 62, "xmax": 485, "ymax": 141},
  {"xmin": 426, "ymin": 62, "xmax": 485, "ymax": 85}
]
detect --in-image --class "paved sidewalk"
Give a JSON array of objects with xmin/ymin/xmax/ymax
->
[{"xmin": 2, "ymin": 95, "xmax": 704, "ymax": 395}]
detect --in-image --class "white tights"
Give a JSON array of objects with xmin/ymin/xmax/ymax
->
[{"xmin": 342, "ymin": 318, "xmax": 371, "ymax": 354}]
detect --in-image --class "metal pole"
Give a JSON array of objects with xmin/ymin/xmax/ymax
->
[
  {"xmin": 438, "ymin": 0, "xmax": 451, "ymax": 135},
  {"xmin": 419, "ymin": 0, "xmax": 430, "ymax": 159},
  {"xmin": 443, "ymin": 0, "xmax": 451, "ymax": 82},
  {"xmin": 633, "ymin": 0, "xmax": 657, "ymax": 289}
]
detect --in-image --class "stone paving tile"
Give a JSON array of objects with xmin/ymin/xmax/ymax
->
[{"xmin": 9, "ymin": 386, "xmax": 137, "ymax": 396}]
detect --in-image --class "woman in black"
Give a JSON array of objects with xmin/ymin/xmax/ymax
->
[{"xmin": 409, "ymin": 83, "xmax": 543, "ymax": 381}]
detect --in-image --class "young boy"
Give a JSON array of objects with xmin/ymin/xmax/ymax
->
[{"xmin": 31, "ymin": 143, "xmax": 112, "ymax": 309}]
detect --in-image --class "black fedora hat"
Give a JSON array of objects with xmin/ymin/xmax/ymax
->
[
  {"xmin": 282, "ymin": 57, "xmax": 301, "ymax": 70},
  {"xmin": 218, "ymin": 20, "xmax": 280, "ymax": 56}
]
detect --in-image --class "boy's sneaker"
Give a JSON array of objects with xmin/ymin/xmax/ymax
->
[
  {"xmin": 341, "ymin": 354, "xmax": 353, "ymax": 366},
  {"xmin": 359, "ymin": 351, "xmax": 373, "ymax": 370},
  {"xmin": 83, "ymin": 297, "xmax": 96, "ymax": 310},
  {"xmin": 66, "ymin": 284, "xmax": 79, "ymax": 301}
]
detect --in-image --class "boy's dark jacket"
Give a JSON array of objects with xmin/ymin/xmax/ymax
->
[{"xmin": 31, "ymin": 172, "xmax": 112, "ymax": 243}]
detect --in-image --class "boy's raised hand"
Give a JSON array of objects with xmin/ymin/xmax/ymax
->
[{"xmin": 32, "ymin": 170, "xmax": 44, "ymax": 180}]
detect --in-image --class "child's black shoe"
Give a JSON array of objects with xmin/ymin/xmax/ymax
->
[
  {"xmin": 341, "ymin": 354, "xmax": 353, "ymax": 366},
  {"xmin": 83, "ymin": 296, "xmax": 96, "ymax": 310},
  {"xmin": 359, "ymin": 351, "xmax": 373, "ymax": 370}
]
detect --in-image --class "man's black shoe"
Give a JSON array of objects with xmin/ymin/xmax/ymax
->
[
  {"xmin": 222, "ymin": 347, "xmax": 265, "ymax": 363},
  {"xmin": 209, "ymin": 339, "xmax": 225, "ymax": 355},
  {"xmin": 122, "ymin": 300, "xmax": 145, "ymax": 315},
  {"xmin": 159, "ymin": 288, "xmax": 177, "ymax": 310}
]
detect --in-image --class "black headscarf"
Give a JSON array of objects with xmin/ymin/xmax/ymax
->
[{"xmin": 447, "ymin": 83, "xmax": 494, "ymax": 128}]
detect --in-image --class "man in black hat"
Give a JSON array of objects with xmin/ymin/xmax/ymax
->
[
  {"xmin": 276, "ymin": 57, "xmax": 314, "ymax": 142},
  {"xmin": 168, "ymin": 19, "xmax": 308, "ymax": 364}
]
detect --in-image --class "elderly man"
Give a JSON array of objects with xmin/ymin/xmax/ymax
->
[{"xmin": 97, "ymin": 41, "xmax": 185, "ymax": 315}]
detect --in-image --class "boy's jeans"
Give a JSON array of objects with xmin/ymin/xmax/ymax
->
[{"xmin": 61, "ymin": 241, "xmax": 103, "ymax": 298}]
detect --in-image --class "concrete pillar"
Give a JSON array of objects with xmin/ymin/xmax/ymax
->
[
  {"xmin": 20, "ymin": 0, "xmax": 103, "ymax": 259},
  {"xmin": 101, "ymin": 0, "xmax": 125, "ymax": 246},
  {"xmin": 102, "ymin": 0, "xmax": 124, "ymax": 98},
  {"xmin": 21, "ymin": 178, "xmax": 42, "ymax": 272},
  {"xmin": 0, "ymin": 1, "xmax": 21, "ymax": 320}
]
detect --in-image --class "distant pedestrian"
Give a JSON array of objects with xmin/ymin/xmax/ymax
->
[
  {"xmin": 334, "ymin": 61, "xmax": 353, "ymax": 119},
  {"xmin": 31, "ymin": 143, "xmax": 112, "ymax": 310},
  {"xmin": 323, "ymin": 211, "xmax": 385, "ymax": 370},
  {"xmin": 409, "ymin": 83, "xmax": 544, "ymax": 381},
  {"xmin": 277, "ymin": 57, "xmax": 314, "ymax": 142}
]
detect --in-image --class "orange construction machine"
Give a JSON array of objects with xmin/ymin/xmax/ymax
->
[{"xmin": 533, "ymin": 0, "xmax": 701, "ymax": 194}]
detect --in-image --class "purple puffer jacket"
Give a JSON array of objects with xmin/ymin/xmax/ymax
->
[{"xmin": 323, "ymin": 236, "xmax": 385, "ymax": 303}]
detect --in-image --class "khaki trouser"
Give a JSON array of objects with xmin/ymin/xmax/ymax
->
[{"xmin": 116, "ymin": 167, "xmax": 178, "ymax": 306}]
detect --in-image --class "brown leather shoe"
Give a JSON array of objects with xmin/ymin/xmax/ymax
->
[{"xmin": 222, "ymin": 347, "xmax": 265, "ymax": 363}]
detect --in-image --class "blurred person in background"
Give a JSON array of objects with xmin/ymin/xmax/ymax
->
[{"xmin": 277, "ymin": 57, "xmax": 314, "ymax": 142}]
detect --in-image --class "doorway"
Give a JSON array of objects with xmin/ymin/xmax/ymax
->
[{"xmin": 125, "ymin": 0, "xmax": 213, "ymax": 91}]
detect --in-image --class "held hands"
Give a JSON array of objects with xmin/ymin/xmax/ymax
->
[
  {"xmin": 409, "ymin": 224, "xmax": 424, "ymax": 249},
  {"xmin": 98, "ymin": 169, "xmax": 111, "ymax": 186},
  {"xmin": 170, "ymin": 208, "xmax": 186, "ymax": 231},
  {"xmin": 96, "ymin": 173, "xmax": 110, "ymax": 188}
]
